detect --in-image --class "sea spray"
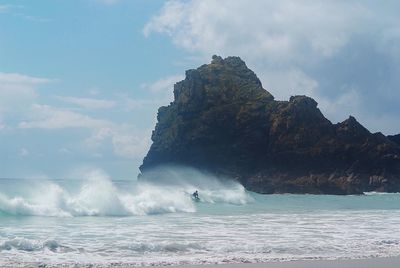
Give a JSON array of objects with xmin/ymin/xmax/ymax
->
[
  {"xmin": 0, "ymin": 167, "xmax": 250, "ymax": 217},
  {"xmin": 139, "ymin": 165, "xmax": 252, "ymax": 205}
]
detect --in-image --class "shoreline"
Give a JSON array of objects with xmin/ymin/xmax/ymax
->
[
  {"xmin": 2, "ymin": 256, "xmax": 400, "ymax": 267},
  {"xmin": 175, "ymin": 257, "xmax": 400, "ymax": 268}
]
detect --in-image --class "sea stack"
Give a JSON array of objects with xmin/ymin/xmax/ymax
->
[{"xmin": 140, "ymin": 55, "xmax": 400, "ymax": 195}]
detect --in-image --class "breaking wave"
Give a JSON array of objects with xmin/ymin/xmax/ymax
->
[{"xmin": 0, "ymin": 168, "xmax": 250, "ymax": 217}]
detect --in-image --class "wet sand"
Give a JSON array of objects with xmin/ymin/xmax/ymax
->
[{"xmin": 176, "ymin": 257, "xmax": 400, "ymax": 268}]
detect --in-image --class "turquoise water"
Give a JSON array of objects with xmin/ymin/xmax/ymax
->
[{"xmin": 1, "ymin": 168, "xmax": 400, "ymax": 267}]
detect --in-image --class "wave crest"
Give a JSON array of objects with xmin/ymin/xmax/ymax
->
[{"xmin": 0, "ymin": 168, "xmax": 250, "ymax": 217}]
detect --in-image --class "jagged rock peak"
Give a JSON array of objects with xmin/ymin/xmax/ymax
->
[
  {"xmin": 289, "ymin": 95, "xmax": 318, "ymax": 108},
  {"xmin": 173, "ymin": 56, "xmax": 274, "ymax": 105},
  {"xmin": 337, "ymin": 116, "xmax": 370, "ymax": 137},
  {"xmin": 211, "ymin": 55, "xmax": 247, "ymax": 67}
]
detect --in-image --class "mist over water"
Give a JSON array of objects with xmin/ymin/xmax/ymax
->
[{"xmin": 1, "ymin": 167, "xmax": 400, "ymax": 267}]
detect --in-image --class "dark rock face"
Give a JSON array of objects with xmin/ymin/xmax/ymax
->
[
  {"xmin": 140, "ymin": 56, "xmax": 400, "ymax": 194},
  {"xmin": 388, "ymin": 134, "xmax": 400, "ymax": 146}
]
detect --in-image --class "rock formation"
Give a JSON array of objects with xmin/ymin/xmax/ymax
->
[{"xmin": 140, "ymin": 55, "xmax": 400, "ymax": 194}]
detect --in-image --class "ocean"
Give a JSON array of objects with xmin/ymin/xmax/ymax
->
[{"xmin": 1, "ymin": 168, "xmax": 400, "ymax": 267}]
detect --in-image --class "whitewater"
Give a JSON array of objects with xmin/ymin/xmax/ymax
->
[{"xmin": 1, "ymin": 168, "xmax": 400, "ymax": 267}]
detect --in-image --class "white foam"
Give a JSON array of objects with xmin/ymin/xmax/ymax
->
[
  {"xmin": 364, "ymin": 191, "xmax": 400, "ymax": 195},
  {"xmin": 0, "ymin": 168, "xmax": 249, "ymax": 217},
  {"xmin": 0, "ymin": 238, "xmax": 63, "ymax": 252}
]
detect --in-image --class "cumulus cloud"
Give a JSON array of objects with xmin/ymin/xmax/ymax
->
[
  {"xmin": 0, "ymin": 70, "xmax": 153, "ymax": 161},
  {"xmin": 144, "ymin": 0, "xmax": 400, "ymax": 134},
  {"xmin": 56, "ymin": 96, "xmax": 116, "ymax": 109},
  {"xmin": 18, "ymin": 104, "xmax": 151, "ymax": 160},
  {"xmin": 144, "ymin": 0, "xmax": 368, "ymax": 63}
]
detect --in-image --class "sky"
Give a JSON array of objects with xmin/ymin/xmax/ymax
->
[{"xmin": 0, "ymin": 0, "xmax": 399, "ymax": 180}]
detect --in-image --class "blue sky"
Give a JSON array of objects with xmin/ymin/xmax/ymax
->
[{"xmin": 1, "ymin": 0, "xmax": 399, "ymax": 180}]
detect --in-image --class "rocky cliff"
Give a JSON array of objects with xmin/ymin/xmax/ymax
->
[{"xmin": 140, "ymin": 56, "xmax": 400, "ymax": 194}]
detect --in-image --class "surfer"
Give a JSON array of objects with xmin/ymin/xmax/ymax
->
[{"xmin": 192, "ymin": 190, "xmax": 199, "ymax": 200}]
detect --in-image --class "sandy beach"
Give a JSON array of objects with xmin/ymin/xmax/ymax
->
[{"xmin": 177, "ymin": 257, "xmax": 400, "ymax": 268}]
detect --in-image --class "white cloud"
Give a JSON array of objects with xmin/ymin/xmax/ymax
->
[
  {"xmin": 56, "ymin": 96, "xmax": 116, "ymax": 109},
  {"xmin": 144, "ymin": 1, "xmax": 186, "ymax": 37},
  {"xmin": 85, "ymin": 127, "xmax": 113, "ymax": 148},
  {"xmin": 144, "ymin": 0, "xmax": 368, "ymax": 63},
  {"xmin": 0, "ymin": 70, "xmax": 154, "ymax": 161},
  {"xmin": 18, "ymin": 104, "xmax": 150, "ymax": 159},
  {"xmin": 0, "ymin": 72, "xmax": 54, "ymax": 118},
  {"xmin": 141, "ymin": 74, "xmax": 183, "ymax": 93},
  {"xmin": 0, "ymin": 72, "xmax": 52, "ymax": 100},
  {"xmin": 19, "ymin": 104, "xmax": 108, "ymax": 129},
  {"xmin": 111, "ymin": 126, "xmax": 151, "ymax": 159},
  {"xmin": 260, "ymin": 69, "xmax": 318, "ymax": 101},
  {"xmin": 85, "ymin": 125, "xmax": 152, "ymax": 159},
  {"xmin": 0, "ymin": 72, "xmax": 51, "ymax": 84},
  {"xmin": 123, "ymin": 74, "xmax": 184, "ymax": 111}
]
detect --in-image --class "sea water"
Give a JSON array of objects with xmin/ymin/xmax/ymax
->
[{"xmin": 0, "ymin": 168, "xmax": 400, "ymax": 267}]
